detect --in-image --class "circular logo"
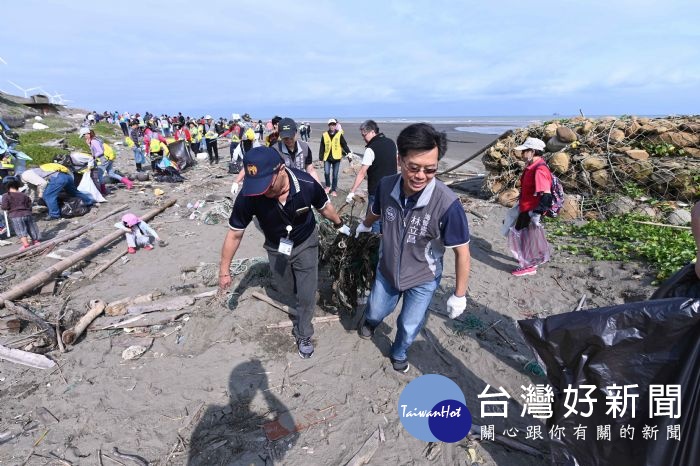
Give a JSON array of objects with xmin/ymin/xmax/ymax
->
[
  {"xmin": 385, "ymin": 206, "xmax": 397, "ymax": 222},
  {"xmin": 398, "ymin": 374, "xmax": 472, "ymax": 442}
]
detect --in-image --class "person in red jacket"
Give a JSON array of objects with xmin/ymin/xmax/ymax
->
[
  {"xmin": 510, "ymin": 137, "xmax": 553, "ymax": 277},
  {"xmin": 173, "ymin": 123, "xmax": 191, "ymax": 143}
]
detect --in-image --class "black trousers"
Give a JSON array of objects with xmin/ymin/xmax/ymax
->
[{"xmin": 206, "ymin": 138, "xmax": 219, "ymax": 163}]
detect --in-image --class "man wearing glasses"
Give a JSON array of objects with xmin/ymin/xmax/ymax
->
[
  {"xmin": 219, "ymin": 146, "xmax": 350, "ymax": 359},
  {"xmin": 346, "ymin": 120, "xmax": 398, "ymax": 232},
  {"xmin": 356, "ymin": 123, "xmax": 471, "ymax": 373}
]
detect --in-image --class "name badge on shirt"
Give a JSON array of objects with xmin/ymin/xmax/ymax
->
[{"xmin": 278, "ymin": 238, "xmax": 294, "ymax": 256}]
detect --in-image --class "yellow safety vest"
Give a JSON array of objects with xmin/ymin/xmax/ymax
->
[
  {"xmin": 150, "ymin": 135, "xmax": 163, "ymax": 153},
  {"xmin": 230, "ymin": 127, "xmax": 241, "ymax": 143},
  {"xmin": 0, "ymin": 156, "xmax": 13, "ymax": 170},
  {"xmin": 40, "ymin": 163, "xmax": 70, "ymax": 174},
  {"xmin": 322, "ymin": 131, "xmax": 343, "ymax": 161}
]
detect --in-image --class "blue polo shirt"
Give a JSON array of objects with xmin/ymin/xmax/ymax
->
[
  {"xmin": 229, "ymin": 167, "xmax": 329, "ymax": 248},
  {"xmin": 371, "ymin": 179, "xmax": 470, "ymax": 247}
]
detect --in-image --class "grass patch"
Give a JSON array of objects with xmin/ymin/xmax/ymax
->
[
  {"xmin": 66, "ymin": 134, "xmax": 89, "ymax": 151},
  {"xmin": 16, "ymin": 144, "xmax": 66, "ymax": 165},
  {"xmin": 36, "ymin": 116, "xmax": 71, "ymax": 129},
  {"xmin": 91, "ymin": 122, "xmax": 119, "ymax": 140},
  {"xmin": 550, "ymin": 214, "xmax": 695, "ymax": 281},
  {"xmin": 18, "ymin": 130, "xmax": 63, "ymax": 145}
]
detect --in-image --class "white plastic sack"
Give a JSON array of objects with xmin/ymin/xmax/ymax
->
[
  {"xmin": 501, "ymin": 204, "xmax": 520, "ymax": 237},
  {"xmin": 32, "ymin": 122, "xmax": 49, "ymax": 130},
  {"xmin": 77, "ymin": 174, "xmax": 106, "ymax": 203},
  {"xmin": 196, "ymin": 152, "xmax": 209, "ymax": 161}
]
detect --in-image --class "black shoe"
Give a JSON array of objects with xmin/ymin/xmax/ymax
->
[
  {"xmin": 44, "ymin": 215, "xmax": 60, "ymax": 221},
  {"xmin": 391, "ymin": 357, "xmax": 410, "ymax": 373},
  {"xmin": 358, "ymin": 320, "xmax": 375, "ymax": 340},
  {"xmin": 297, "ymin": 336, "xmax": 314, "ymax": 359}
]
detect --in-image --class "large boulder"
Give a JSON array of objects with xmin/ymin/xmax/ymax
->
[
  {"xmin": 557, "ymin": 195, "xmax": 580, "ymax": 220},
  {"xmin": 546, "ymin": 136, "xmax": 568, "ymax": 152},
  {"xmin": 609, "ymin": 129, "xmax": 626, "ymax": 143},
  {"xmin": 549, "ymin": 151, "xmax": 570, "ymax": 174},
  {"xmin": 625, "ymin": 120, "xmax": 642, "ymax": 137},
  {"xmin": 658, "ymin": 131, "xmax": 700, "ymax": 147},
  {"xmin": 606, "ymin": 196, "xmax": 636, "ymax": 216},
  {"xmin": 667, "ymin": 209, "xmax": 691, "ymax": 226},
  {"xmin": 684, "ymin": 147, "xmax": 700, "ymax": 158},
  {"xmin": 556, "ymin": 126, "xmax": 577, "ymax": 143},
  {"xmin": 625, "ymin": 149, "xmax": 650, "ymax": 161},
  {"xmin": 544, "ymin": 123, "xmax": 559, "ymax": 139},
  {"xmin": 632, "ymin": 205, "xmax": 659, "ymax": 220},
  {"xmin": 591, "ymin": 169, "xmax": 612, "ymax": 188},
  {"xmin": 578, "ymin": 121, "xmax": 594, "ymax": 135},
  {"xmin": 582, "ymin": 154, "xmax": 608, "ymax": 171},
  {"xmin": 496, "ymin": 188, "xmax": 519, "ymax": 208}
]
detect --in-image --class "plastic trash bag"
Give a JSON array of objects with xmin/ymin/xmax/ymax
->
[
  {"xmin": 507, "ymin": 223, "xmax": 551, "ymax": 268},
  {"xmin": 77, "ymin": 172, "xmax": 106, "ymax": 203},
  {"xmin": 501, "ymin": 204, "xmax": 520, "ymax": 237},
  {"xmin": 60, "ymin": 197, "xmax": 91, "ymax": 217},
  {"xmin": 651, "ymin": 262, "xmax": 700, "ymax": 300},
  {"xmin": 228, "ymin": 159, "xmax": 243, "ymax": 174},
  {"xmin": 519, "ymin": 297, "xmax": 700, "ymax": 466},
  {"xmin": 168, "ymin": 140, "xmax": 195, "ymax": 171}
]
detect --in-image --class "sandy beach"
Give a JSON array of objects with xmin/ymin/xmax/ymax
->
[{"xmin": 0, "ymin": 115, "xmax": 659, "ymax": 465}]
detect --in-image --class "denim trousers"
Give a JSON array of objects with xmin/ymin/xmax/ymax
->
[
  {"xmin": 265, "ymin": 231, "xmax": 319, "ymax": 339},
  {"xmin": 364, "ymin": 267, "xmax": 440, "ymax": 361},
  {"xmin": 43, "ymin": 172, "xmax": 95, "ymax": 217},
  {"xmin": 323, "ymin": 160, "xmax": 340, "ymax": 192},
  {"xmin": 366, "ymin": 194, "xmax": 381, "ymax": 233},
  {"xmin": 133, "ymin": 147, "xmax": 145, "ymax": 165}
]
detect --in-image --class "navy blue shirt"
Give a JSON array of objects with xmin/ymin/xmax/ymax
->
[
  {"xmin": 229, "ymin": 167, "xmax": 329, "ymax": 248},
  {"xmin": 371, "ymin": 179, "xmax": 470, "ymax": 247}
]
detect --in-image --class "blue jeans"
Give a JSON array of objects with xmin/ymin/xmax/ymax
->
[
  {"xmin": 364, "ymin": 267, "xmax": 440, "ymax": 361},
  {"xmin": 324, "ymin": 160, "xmax": 340, "ymax": 192},
  {"xmin": 102, "ymin": 160, "xmax": 122, "ymax": 182},
  {"xmin": 43, "ymin": 172, "xmax": 95, "ymax": 218},
  {"xmin": 367, "ymin": 194, "xmax": 381, "ymax": 233},
  {"xmin": 133, "ymin": 147, "xmax": 145, "ymax": 165}
]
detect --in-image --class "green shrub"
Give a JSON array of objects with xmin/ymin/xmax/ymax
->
[
  {"xmin": 66, "ymin": 134, "xmax": 89, "ymax": 151},
  {"xmin": 18, "ymin": 130, "xmax": 62, "ymax": 145},
  {"xmin": 550, "ymin": 214, "xmax": 695, "ymax": 280},
  {"xmin": 92, "ymin": 122, "xmax": 118, "ymax": 140},
  {"xmin": 16, "ymin": 144, "xmax": 66, "ymax": 166}
]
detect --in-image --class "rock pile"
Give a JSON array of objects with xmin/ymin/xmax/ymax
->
[{"xmin": 483, "ymin": 116, "xmax": 700, "ymax": 218}]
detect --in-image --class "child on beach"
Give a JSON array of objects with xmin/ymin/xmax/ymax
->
[
  {"xmin": 1, "ymin": 176, "xmax": 41, "ymax": 250},
  {"xmin": 115, "ymin": 212, "xmax": 165, "ymax": 254}
]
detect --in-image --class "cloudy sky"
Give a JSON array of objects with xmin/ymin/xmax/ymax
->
[{"xmin": 1, "ymin": 0, "xmax": 698, "ymax": 119}]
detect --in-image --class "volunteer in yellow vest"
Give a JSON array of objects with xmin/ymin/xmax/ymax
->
[
  {"xmin": 203, "ymin": 115, "xmax": 220, "ymax": 165},
  {"xmin": 41, "ymin": 160, "xmax": 95, "ymax": 221},
  {"xmin": 145, "ymin": 127, "xmax": 170, "ymax": 171},
  {"xmin": 319, "ymin": 118, "xmax": 352, "ymax": 196},
  {"xmin": 188, "ymin": 120, "xmax": 201, "ymax": 156},
  {"xmin": 220, "ymin": 120, "xmax": 243, "ymax": 160},
  {"xmin": 82, "ymin": 127, "xmax": 108, "ymax": 195},
  {"xmin": 101, "ymin": 138, "xmax": 134, "ymax": 190}
]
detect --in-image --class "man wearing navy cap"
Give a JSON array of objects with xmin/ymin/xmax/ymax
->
[{"xmin": 219, "ymin": 146, "xmax": 351, "ymax": 359}]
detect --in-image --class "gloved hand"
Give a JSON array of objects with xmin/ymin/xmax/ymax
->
[
  {"xmin": 230, "ymin": 182, "xmax": 239, "ymax": 195},
  {"xmin": 447, "ymin": 294, "xmax": 467, "ymax": 319},
  {"xmin": 337, "ymin": 224, "xmax": 351, "ymax": 236},
  {"xmin": 346, "ymin": 153, "xmax": 354, "ymax": 161},
  {"xmin": 355, "ymin": 223, "xmax": 372, "ymax": 238},
  {"xmin": 87, "ymin": 159, "xmax": 95, "ymax": 169},
  {"xmin": 346, "ymin": 192, "xmax": 355, "ymax": 204},
  {"xmin": 529, "ymin": 211, "xmax": 542, "ymax": 227}
]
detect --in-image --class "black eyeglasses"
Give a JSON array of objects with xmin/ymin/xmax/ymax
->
[{"xmin": 403, "ymin": 163, "xmax": 438, "ymax": 175}]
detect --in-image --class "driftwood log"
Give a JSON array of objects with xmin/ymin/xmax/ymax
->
[
  {"xmin": 89, "ymin": 250, "xmax": 128, "ymax": 279},
  {"xmin": 105, "ymin": 294, "xmax": 155, "ymax": 316},
  {"xmin": 0, "ymin": 344, "xmax": 56, "ymax": 369},
  {"xmin": 345, "ymin": 427, "xmax": 383, "ymax": 466},
  {"xmin": 62, "ymin": 300, "xmax": 105, "ymax": 345},
  {"xmin": 90, "ymin": 309, "xmax": 189, "ymax": 330},
  {"xmin": 251, "ymin": 292, "xmax": 295, "ymax": 316},
  {"xmin": 0, "ymin": 204, "xmax": 128, "ymax": 262},
  {"xmin": 126, "ymin": 296, "xmax": 194, "ymax": 315},
  {"xmin": 0, "ymin": 199, "xmax": 177, "ymax": 308},
  {"xmin": 3, "ymin": 300, "xmax": 57, "ymax": 346},
  {"xmin": 266, "ymin": 315, "xmax": 339, "ymax": 329}
]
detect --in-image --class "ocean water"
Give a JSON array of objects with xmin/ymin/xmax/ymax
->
[{"xmin": 299, "ymin": 116, "xmax": 564, "ymax": 134}]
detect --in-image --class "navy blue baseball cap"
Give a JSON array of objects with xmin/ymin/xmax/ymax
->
[{"xmin": 240, "ymin": 146, "xmax": 285, "ymax": 196}]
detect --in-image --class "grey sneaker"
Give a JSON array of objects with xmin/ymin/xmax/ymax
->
[
  {"xmin": 391, "ymin": 357, "xmax": 410, "ymax": 373},
  {"xmin": 297, "ymin": 337, "xmax": 314, "ymax": 359},
  {"xmin": 358, "ymin": 320, "xmax": 376, "ymax": 339}
]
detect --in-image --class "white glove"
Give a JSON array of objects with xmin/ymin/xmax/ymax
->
[
  {"xmin": 346, "ymin": 192, "xmax": 355, "ymax": 204},
  {"xmin": 355, "ymin": 223, "xmax": 372, "ymax": 238},
  {"xmin": 529, "ymin": 212, "xmax": 541, "ymax": 227},
  {"xmin": 230, "ymin": 182, "xmax": 239, "ymax": 195},
  {"xmin": 447, "ymin": 294, "xmax": 467, "ymax": 319},
  {"xmin": 87, "ymin": 159, "xmax": 95, "ymax": 169},
  {"xmin": 337, "ymin": 224, "xmax": 351, "ymax": 236},
  {"xmin": 346, "ymin": 153, "xmax": 354, "ymax": 161}
]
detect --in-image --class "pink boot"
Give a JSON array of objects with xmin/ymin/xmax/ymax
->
[{"xmin": 121, "ymin": 177, "xmax": 134, "ymax": 190}]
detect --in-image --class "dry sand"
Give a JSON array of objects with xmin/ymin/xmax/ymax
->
[{"xmin": 0, "ymin": 119, "xmax": 658, "ymax": 465}]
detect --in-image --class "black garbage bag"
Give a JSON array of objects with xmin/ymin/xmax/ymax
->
[
  {"xmin": 153, "ymin": 166, "xmax": 185, "ymax": 183},
  {"xmin": 228, "ymin": 159, "xmax": 242, "ymax": 174},
  {"xmin": 167, "ymin": 140, "xmax": 195, "ymax": 171},
  {"xmin": 60, "ymin": 197, "xmax": 91, "ymax": 217},
  {"xmin": 518, "ymin": 298, "xmax": 700, "ymax": 466},
  {"xmin": 651, "ymin": 262, "xmax": 700, "ymax": 299}
]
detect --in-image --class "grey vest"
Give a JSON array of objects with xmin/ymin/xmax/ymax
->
[
  {"xmin": 275, "ymin": 141, "xmax": 310, "ymax": 171},
  {"xmin": 377, "ymin": 174, "xmax": 459, "ymax": 291}
]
